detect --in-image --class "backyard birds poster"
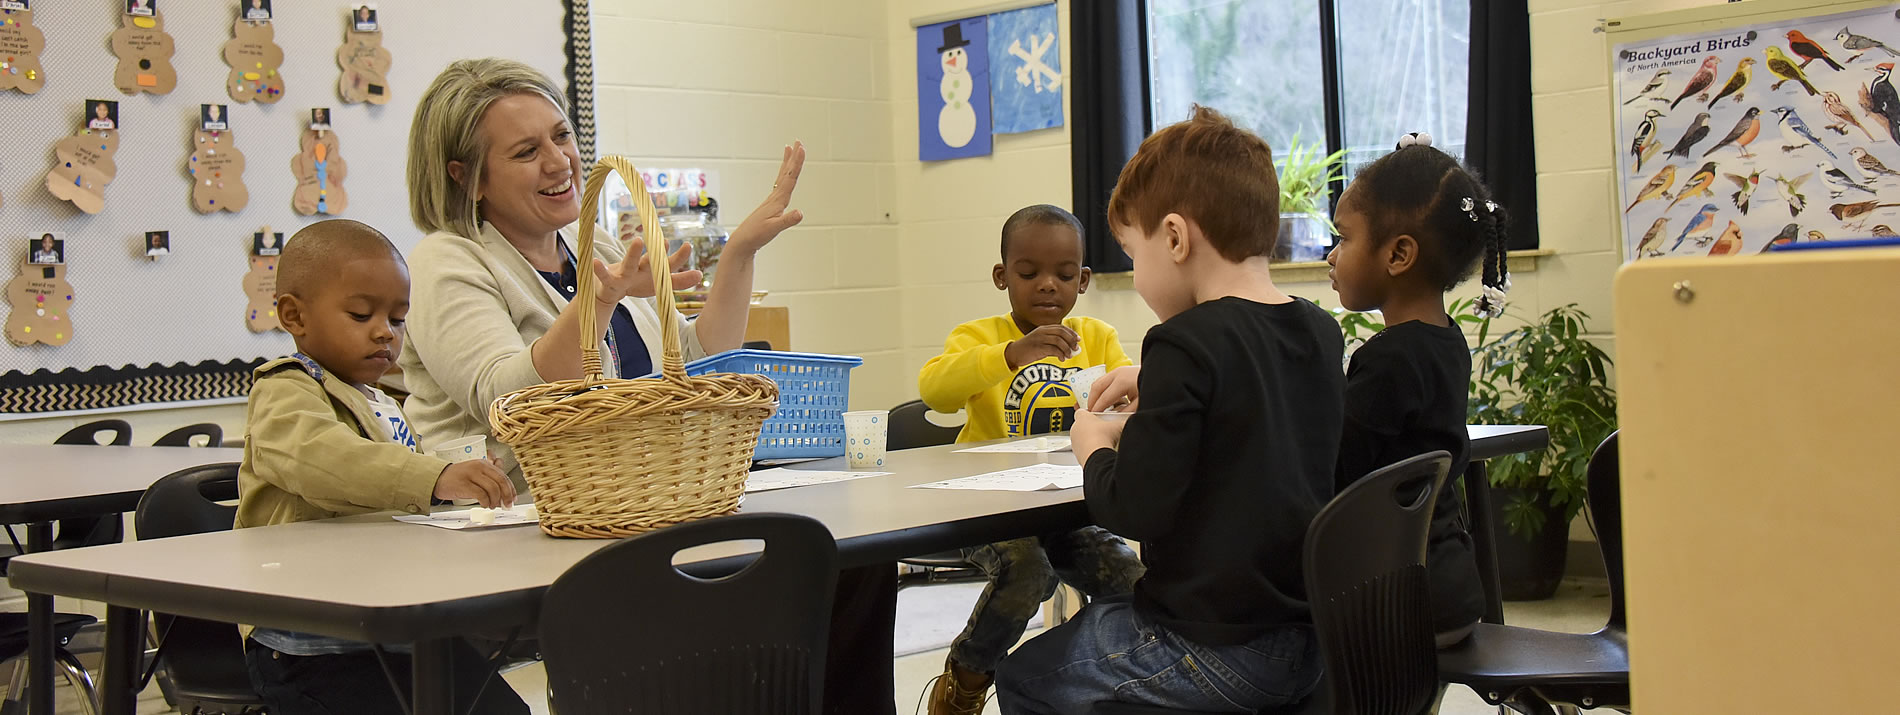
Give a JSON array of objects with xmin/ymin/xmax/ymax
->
[{"xmin": 1614, "ymin": 4, "xmax": 1900, "ymax": 262}]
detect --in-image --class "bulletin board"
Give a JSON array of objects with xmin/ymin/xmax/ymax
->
[{"xmin": 0, "ymin": 0, "xmax": 596, "ymax": 413}]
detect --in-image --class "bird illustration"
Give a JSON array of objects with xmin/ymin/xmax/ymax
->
[
  {"xmin": 1707, "ymin": 221, "xmax": 1744, "ymax": 256},
  {"xmin": 1626, "ymin": 164, "xmax": 1678, "ymax": 213},
  {"xmin": 1704, "ymin": 107, "xmax": 1762, "ymax": 159},
  {"xmin": 1822, "ymin": 91, "xmax": 1877, "ymax": 141},
  {"xmin": 1773, "ymin": 172, "xmax": 1811, "ymax": 217},
  {"xmin": 1764, "ymin": 46, "xmax": 1819, "ymax": 96},
  {"xmin": 1770, "ymin": 106, "xmax": 1839, "ymax": 161},
  {"xmin": 1665, "ymin": 113, "xmax": 1712, "ymax": 158},
  {"xmin": 1827, "ymin": 199, "xmax": 1900, "ymax": 227},
  {"xmin": 1836, "ymin": 27, "xmax": 1900, "ymax": 64},
  {"xmin": 1873, "ymin": 224, "xmax": 1900, "ymax": 237},
  {"xmin": 1867, "ymin": 63, "xmax": 1900, "ymax": 144},
  {"xmin": 1726, "ymin": 170, "xmax": 1761, "ymax": 214},
  {"xmin": 1850, "ymin": 147, "xmax": 1900, "ymax": 178},
  {"xmin": 1709, "ymin": 58, "xmax": 1755, "ymax": 107},
  {"xmin": 1672, "ymin": 56, "xmax": 1720, "ymax": 110},
  {"xmin": 1668, "ymin": 162, "xmax": 1719, "ymax": 211},
  {"xmin": 1787, "ymin": 30, "xmax": 1845, "ymax": 71},
  {"xmin": 1820, "ymin": 161, "xmax": 1877, "ymax": 198},
  {"xmin": 1757, "ymin": 223, "xmax": 1800, "ymax": 253},
  {"xmin": 1624, "ymin": 69, "xmax": 1672, "ymax": 105},
  {"xmin": 1631, "ymin": 109, "xmax": 1665, "ymax": 172},
  {"xmin": 1808, "ymin": 230, "xmax": 1829, "ymax": 241},
  {"xmin": 1670, "ymin": 204, "xmax": 1720, "ymax": 251},
  {"xmin": 1635, "ymin": 217, "xmax": 1670, "ymax": 257}
]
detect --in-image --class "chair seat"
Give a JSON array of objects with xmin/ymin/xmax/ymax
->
[
  {"xmin": 899, "ymin": 550, "xmax": 977, "ymax": 569},
  {"xmin": 1090, "ymin": 679, "xmax": 1332, "ymax": 715},
  {"xmin": 1437, "ymin": 623, "xmax": 1629, "ymax": 686},
  {"xmin": 0, "ymin": 612, "xmax": 98, "ymax": 663}
]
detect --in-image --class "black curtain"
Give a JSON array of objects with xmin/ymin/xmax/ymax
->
[
  {"xmin": 1071, "ymin": 0, "xmax": 1150, "ymax": 273},
  {"xmin": 1466, "ymin": 0, "xmax": 1540, "ymax": 250}
]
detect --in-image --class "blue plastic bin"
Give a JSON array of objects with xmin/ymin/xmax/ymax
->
[{"xmin": 677, "ymin": 349, "xmax": 863, "ymax": 459}]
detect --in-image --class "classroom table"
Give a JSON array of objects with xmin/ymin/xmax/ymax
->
[
  {"xmin": 10, "ymin": 426, "xmax": 1545, "ymax": 715},
  {"xmin": 0, "ymin": 445, "xmax": 244, "ymax": 715}
]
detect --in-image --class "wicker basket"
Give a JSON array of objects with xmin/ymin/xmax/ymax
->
[{"xmin": 489, "ymin": 157, "xmax": 779, "ymax": 538}]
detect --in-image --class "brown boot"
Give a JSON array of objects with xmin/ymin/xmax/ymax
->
[{"xmin": 925, "ymin": 659, "xmax": 992, "ymax": 715}]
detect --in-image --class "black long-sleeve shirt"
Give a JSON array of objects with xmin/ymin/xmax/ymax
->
[
  {"xmin": 1084, "ymin": 297, "xmax": 1343, "ymax": 646},
  {"xmin": 1334, "ymin": 319, "xmax": 1482, "ymax": 634}
]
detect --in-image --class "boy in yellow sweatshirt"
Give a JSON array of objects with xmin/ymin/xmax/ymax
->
[
  {"xmin": 915, "ymin": 205, "xmax": 1144, "ymax": 714},
  {"xmin": 237, "ymin": 219, "xmax": 526, "ymax": 715}
]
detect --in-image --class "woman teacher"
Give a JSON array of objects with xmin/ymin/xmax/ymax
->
[{"xmin": 398, "ymin": 58, "xmax": 897, "ymax": 714}]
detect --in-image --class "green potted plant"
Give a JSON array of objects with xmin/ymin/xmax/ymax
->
[
  {"xmin": 1274, "ymin": 134, "xmax": 1346, "ymax": 263},
  {"xmin": 1335, "ymin": 301, "xmax": 1618, "ymax": 600}
]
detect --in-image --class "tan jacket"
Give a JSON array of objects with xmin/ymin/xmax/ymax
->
[
  {"xmin": 236, "ymin": 356, "xmax": 444, "ymax": 529},
  {"xmin": 397, "ymin": 222, "xmax": 705, "ymax": 488}
]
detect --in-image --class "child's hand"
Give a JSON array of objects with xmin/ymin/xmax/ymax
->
[
  {"xmin": 1070, "ymin": 408, "xmax": 1124, "ymax": 462},
  {"xmin": 1006, "ymin": 325, "xmax": 1081, "ymax": 369},
  {"xmin": 434, "ymin": 457, "xmax": 516, "ymax": 509},
  {"xmin": 1087, "ymin": 366, "xmax": 1141, "ymax": 412}
]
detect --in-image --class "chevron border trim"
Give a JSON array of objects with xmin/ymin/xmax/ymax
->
[
  {"xmin": 565, "ymin": 0, "xmax": 597, "ymax": 169},
  {"xmin": 0, "ymin": 359, "xmax": 265, "ymax": 414}
]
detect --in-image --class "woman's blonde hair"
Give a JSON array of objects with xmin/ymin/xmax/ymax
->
[{"xmin": 408, "ymin": 58, "xmax": 569, "ymax": 239}]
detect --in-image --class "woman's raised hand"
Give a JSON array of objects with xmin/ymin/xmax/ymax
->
[
  {"xmin": 592, "ymin": 237, "xmax": 700, "ymax": 306},
  {"xmin": 726, "ymin": 141, "xmax": 807, "ymax": 256}
]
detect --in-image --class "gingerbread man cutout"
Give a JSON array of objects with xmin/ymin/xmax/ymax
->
[
  {"xmin": 223, "ymin": 13, "xmax": 283, "ymax": 104},
  {"xmin": 0, "ymin": 5, "xmax": 47, "ymax": 95},
  {"xmin": 188, "ymin": 122, "xmax": 247, "ymax": 213},
  {"xmin": 290, "ymin": 128, "xmax": 347, "ymax": 215},
  {"xmin": 109, "ymin": 6, "xmax": 175, "ymax": 95},
  {"xmin": 6, "ymin": 261, "xmax": 75, "ymax": 347},
  {"xmin": 336, "ymin": 9, "xmax": 391, "ymax": 104},
  {"xmin": 45, "ymin": 111, "xmax": 120, "ymax": 214},
  {"xmin": 244, "ymin": 228, "xmax": 283, "ymax": 332}
]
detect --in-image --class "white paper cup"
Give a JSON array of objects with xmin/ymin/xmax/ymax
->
[
  {"xmin": 432, "ymin": 436, "xmax": 488, "ymax": 506},
  {"xmin": 842, "ymin": 410, "xmax": 889, "ymax": 470},
  {"xmin": 1069, "ymin": 366, "xmax": 1108, "ymax": 410}
]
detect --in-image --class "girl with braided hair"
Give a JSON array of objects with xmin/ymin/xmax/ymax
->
[{"xmin": 1325, "ymin": 131, "xmax": 1509, "ymax": 645}]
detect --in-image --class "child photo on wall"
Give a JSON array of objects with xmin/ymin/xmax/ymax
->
[
  {"xmin": 146, "ymin": 231, "xmax": 170, "ymax": 257},
  {"xmin": 30, "ymin": 234, "xmax": 64, "ymax": 265},
  {"xmin": 86, "ymin": 100, "xmax": 119, "ymax": 130}
]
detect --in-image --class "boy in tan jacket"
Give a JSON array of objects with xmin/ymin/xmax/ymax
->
[{"xmin": 237, "ymin": 219, "xmax": 525, "ymax": 715}]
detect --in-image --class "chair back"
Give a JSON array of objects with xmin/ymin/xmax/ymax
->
[
  {"xmin": 134, "ymin": 464, "xmax": 265, "ymax": 708},
  {"xmin": 55, "ymin": 419, "xmax": 132, "ymax": 446},
  {"xmin": 541, "ymin": 512, "xmax": 839, "ymax": 714},
  {"xmin": 1585, "ymin": 431, "xmax": 1624, "ymax": 632},
  {"xmin": 153, "ymin": 423, "xmax": 225, "ymax": 448},
  {"xmin": 1304, "ymin": 451, "xmax": 1451, "ymax": 715},
  {"xmin": 888, "ymin": 400, "xmax": 961, "ymax": 451}
]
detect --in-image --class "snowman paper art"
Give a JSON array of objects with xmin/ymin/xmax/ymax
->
[{"xmin": 917, "ymin": 18, "xmax": 991, "ymax": 161}]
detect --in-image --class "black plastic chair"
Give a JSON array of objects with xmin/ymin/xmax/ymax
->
[
  {"xmin": 886, "ymin": 400, "xmax": 990, "ymax": 590},
  {"xmin": 47, "ymin": 420, "xmax": 133, "ymax": 552},
  {"xmin": 1436, "ymin": 433, "xmax": 1628, "ymax": 713},
  {"xmin": 541, "ymin": 512, "xmax": 839, "ymax": 714},
  {"xmin": 152, "ymin": 424, "xmax": 225, "ymax": 448},
  {"xmin": 1093, "ymin": 451, "xmax": 1453, "ymax": 715},
  {"xmin": 0, "ymin": 612, "xmax": 100, "ymax": 715},
  {"xmin": 887, "ymin": 400, "xmax": 962, "ymax": 451},
  {"xmin": 133, "ymin": 463, "xmax": 269, "ymax": 715}
]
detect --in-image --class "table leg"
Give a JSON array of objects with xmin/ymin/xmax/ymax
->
[
  {"xmin": 1462, "ymin": 461, "xmax": 1507, "ymax": 625},
  {"xmin": 99, "ymin": 605, "xmax": 141, "ymax": 715},
  {"xmin": 24, "ymin": 522, "xmax": 51, "ymax": 715},
  {"xmin": 412, "ymin": 638, "xmax": 455, "ymax": 715}
]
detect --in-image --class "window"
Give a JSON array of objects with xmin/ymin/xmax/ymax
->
[{"xmin": 1147, "ymin": 0, "xmax": 1470, "ymax": 201}]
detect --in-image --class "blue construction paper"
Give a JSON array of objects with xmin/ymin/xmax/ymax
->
[
  {"xmin": 987, "ymin": 4, "xmax": 1063, "ymax": 134},
  {"xmin": 917, "ymin": 16, "xmax": 992, "ymax": 162}
]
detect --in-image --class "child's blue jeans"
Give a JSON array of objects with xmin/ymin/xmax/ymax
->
[
  {"xmin": 948, "ymin": 526, "xmax": 1143, "ymax": 673},
  {"xmin": 994, "ymin": 595, "xmax": 1320, "ymax": 715}
]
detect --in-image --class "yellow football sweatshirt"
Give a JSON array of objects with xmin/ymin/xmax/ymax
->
[{"xmin": 918, "ymin": 314, "xmax": 1134, "ymax": 443}]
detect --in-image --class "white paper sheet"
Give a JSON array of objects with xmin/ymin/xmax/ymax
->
[
  {"xmin": 953, "ymin": 436, "xmax": 1071, "ymax": 454},
  {"xmin": 910, "ymin": 463, "xmax": 1085, "ymax": 492},
  {"xmin": 744, "ymin": 468, "xmax": 893, "ymax": 493},
  {"xmin": 393, "ymin": 504, "xmax": 538, "ymax": 530}
]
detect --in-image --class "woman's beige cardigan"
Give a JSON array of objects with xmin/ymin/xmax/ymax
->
[{"xmin": 397, "ymin": 221, "xmax": 706, "ymax": 490}]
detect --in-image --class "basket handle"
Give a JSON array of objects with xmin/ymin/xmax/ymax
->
[{"xmin": 576, "ymin": 157, "xmax": 688, "ymax": 383}]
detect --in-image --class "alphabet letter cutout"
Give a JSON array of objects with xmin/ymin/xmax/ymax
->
[
  {"xmin": 109, "ymin": 8, "xmax": 175, "ymax": 95},
  {"xmin": 223, "ymin": 15, "xmax": 283, "ymax": 103},
  {"xmin": 0, "ymin": 6, "xmax": 46, "ymax": 95},
  {"xmin": 290, "ymin": 129, "xmax": 346, "ymax": 215}
]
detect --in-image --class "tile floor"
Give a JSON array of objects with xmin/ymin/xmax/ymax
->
[{"xmin": 10, "ymin": 579, "xmax": 1610, "ymax": 714}]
